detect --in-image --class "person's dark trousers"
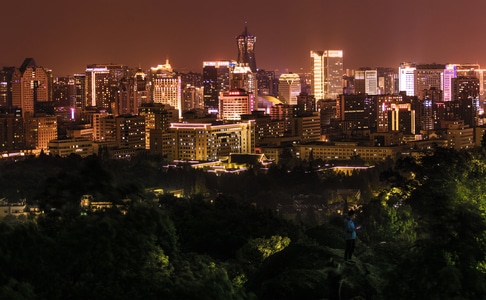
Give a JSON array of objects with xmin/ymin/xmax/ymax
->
[{"xmin": 345, "ymin": 239, "xmax": 355, "ymax": 261}]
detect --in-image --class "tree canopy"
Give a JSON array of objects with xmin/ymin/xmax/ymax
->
[{"xmin": 0, "ymin": 149, "xmax": 485, "ymax": 299}]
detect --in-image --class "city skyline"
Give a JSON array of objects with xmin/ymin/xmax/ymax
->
[{"xmin": 2, "ymin": 0, "xmax": 486, "ymax": 76}]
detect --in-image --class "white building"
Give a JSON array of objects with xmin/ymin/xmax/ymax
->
[
  {"xmin": 150, "ymin": 60, "xmax": 182, "ymax": 116},
  {"xmin": 399, "ymin": 62, "xmax": 416, "ymax": 96},
  {"xmin": 310, "ymin": 50, "xmax": 344, "ymax": 100}
]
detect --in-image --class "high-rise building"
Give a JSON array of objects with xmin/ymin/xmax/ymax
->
[
  {"xmin": 415, "ymin": 64, "xmax": 446, "ymax": 100},
  {"xmin": 290, "ymin": 113, "xmax": 321, "ymax": 142},
  {"xmin": 270, "ymin": 104, "xmax": 295, "ymax": 134},
  {"xmin": 115, "ymin": 69, "xmax": 149, "ymax": 116},
  {"xmin": 0, "ymin": 67, "xmax": 15, "ymax": 108},
  {"xmin": 133, "ymin": 68, "xmax": 150, "ymax": 111},
  {"xmin": 202, "ymin": 60, "xmax": 235, "ymax": 114},
  {"xmin": 365, "ymin": 70, "xmax": 378, "ymax": 95},
  {"xmin": 296, "ymin": 93, "xmax": 316, "ymax": 115},
  {"xmin": 139, "ymin": 103, "xmax": 179, "ymax": 149},
  {"xmin": 91, "ymin": 111, "xmax": 111, "ymax": 142},
  {"xmin": 73, "ymin": 73, "xmax": 86, "ymax": 111},
  {"xmin": 150, "ymin": 60, "xmax": 182, "ymax": 116},
  {"xmin": 256, "ymin": 69, "xmax": 277, "ymax": 97},
  {"xmin": 219, "ymin": 88, "xmax": 253, "ymax": 121},
  {"xmin": 230, "ymin": 63, "xmax": 257, "ymax": 96},
  {"xmin": 117, "ymin": 78, "xmax": 132, "ymax": 116},
  {"xmin": 375, "ymin": 95, "xmax": 403, "ymax": 133},
  {"xmin": 180, "ymin": 71, "xmax": 203, "ymax": 112},
  {"xmin": 94, "ymin": 114, "xmax": 145, "ymax": 150},
  {"xmin": 12, "ymin": 58, "xmax": 52, "ymax": 118},
  {"xmin": 354, "ymin": 69, "xmax": 378, "ymax": 95},
  {"xmin": 453, "ymin": 76, "xmax": 480, "ymax": 101},
  {"xmin": 337, "ymin": 94, "xmax": 374, "ymax": 132},
  {"xmin": 443, "ymin": 64, "xmax": 456, "ymax": 102},
  {"xmin": 86, "ymin": 64, "xmax": 128, "ymax": 112},
  {"xmin": 452, "ymin": 76, "xmax": 480, "ymax": 127},
  {"xmin": 52, "ymin": 77, "xmax": 71, "ymax": 107},
  {"xmin": 317, "ymin": 99, "xmax": 336, "ymax": 127},
  {"xmin": 398, "ymin": 62, "xmax": 416, "ymax": 96},
  {"xmin": 115, "ymin": 115, "xmax": 145, "ymax": 149},
  {"xmin": 0, "ymin": 109, "xmax": 24, "ymax": 151},
  {"xmin": 182, "ymin": 85, "xmax": 204, "ymax": 112},
  {"xmin": 240, "ymin": 111, "xmax": 284, "ymax": 146},
  {"xmin": 310, "ymin": 50, "xmax": 344, "ymax": 100},
  {"xmin": 236, "ymin": 26, "xmax": 257, "ymax": 72},
  {"xmin": 278, "ymin": 73, "xmax": 301, "ymax": 105},
  {"xmin": 377, "ymin": 67, "xmax": 398, "ymax": 95},
  {"xmin": 24, "ymin": 115, "xmax": 58, "ymax": 152}
]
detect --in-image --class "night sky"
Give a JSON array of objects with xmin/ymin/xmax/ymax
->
[{"xmin": 2, "ymin": 0, "xmax": 485, "ymax": 76}]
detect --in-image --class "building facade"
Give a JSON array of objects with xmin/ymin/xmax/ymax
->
[
  {"xmin": 86, "ymin": 64, "xmax": 128, "ymax": 112},
  {"xmin": 202, "ymin": 60, "xmax": 235, "ymax": 114},
  {"xmin": 219, "ymin": 88, "xmax": 253, "ymax": 121},
  {"xmin": 48, "ymin": 138, "xmax": 94, "ymax": 157},
  {"xmin": 310, "ymin": 50, "xmax": 344, "ymax": 100},
  {"xmin": 236, "ymin": 26, "xmax": 257, "ymax": 72},
  {"xmin": 150, "ymin": 60, "xmax": 182, "ymax": 115},
  {"xmin": 164, "ymin": 121, "xmax": 255, "ymax": 161},
  {"xmin": 278, "ymin": 73, "xmax": 301, "ymax": 105}
]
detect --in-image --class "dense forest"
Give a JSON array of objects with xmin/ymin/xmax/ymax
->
[{"xmin": 0, "ymin": 147, "xmax": 486, "ymax": 299}]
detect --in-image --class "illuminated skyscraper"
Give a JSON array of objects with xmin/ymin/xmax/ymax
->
[
  {"xmin": 398, "ymin": 62, "xmax": 416, "ymax": 96},
  {"xmin": 12, "ymin": 58, "xmax": 52, "ymax": 118},
  {"xmin": 236, "ymin": 26, "xmax": 257, "ymax": 72},
  {"xmin": 278, "ymin": 73, "xmax": 301, "ymax": 105},
  {"xmin": 73, "ymin": 73, "xmax": 86, "ymax": 111},
  {"xmin": 0, "ymin": 109, "xmax": 24, "ymax": 151},
  {"xmin": 116, "ymin": 69, "xmax": 149, "ymax": 116},
  {"xmin": 150, "ymin": 60, "xmax": 182, "ymax": 116},
  {"xmin": 443, "ymin": 64, "xmax": 456, "ymax": 101},
  {"xmin": 354, "ymin": 69, "xmax": 378, "ymax": 95},
  {"xmin": 139, "ymin": 103, "xmax": 179, "ymax": 149},
  {"xmin": 219, "ymin": 88, "xmax": 252, "ymax": 121},
  {"xmin": 415, "ymin": 64, "xmax": 446, "ymax": 100},
  {"xmin": 230, "ymin": 63, "xmax": 257, "ymax": 96},
  {"xmin": 310, "ymin": 50, "xmax": 343, "ymax": 100},
  {"xmin": 256, "ymin": 69, "xmax": 277, "ymax": 97},
  {"xmin": 0, "ymin": 67, "xmax": 15, "ymax": 108},
  {"xmin": 86, "ymin": 64, "xmax": 128, "ymax": 111},
  {"xmin": 203, "ymin": 60, "xmax": 235, "ymax": 114},
  {"xmin": 376, "ymin": 67, "xmax": 398, "ymax": 95}
]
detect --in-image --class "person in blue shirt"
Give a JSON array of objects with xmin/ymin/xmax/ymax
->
[{"xmin": 344, "ymin": 209, "xmax": 360, "ymax": 261}]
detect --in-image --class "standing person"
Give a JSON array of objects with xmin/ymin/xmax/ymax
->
[{"xmin": 344, "ymin": 209, "xmax": 360, "ymax": 261}]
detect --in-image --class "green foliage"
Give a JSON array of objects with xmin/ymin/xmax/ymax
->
[
  {"xmin": 2, "ymin": 148, "xmax": 486, "ymax": 298},
  {"xmin": 381, "ymin": 147, "xmax": 486, "ymax": 299}
]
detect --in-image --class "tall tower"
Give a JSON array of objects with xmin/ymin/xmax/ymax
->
[
  {"xmin": 415, "ymin": 63, "xmax": 446, "ymax": 100},
  {"xmin": 278, "ymin": 73, "xmax": 301, "ymax": 105},
  {"xmin": 12, "ymin": 58, "xmax": 51, "ymax": 117},
  {"xmin": 236, "ymin": 25, "xmax": 257, "ymax": 72},
  {"xmin": 150, "ymin": 59, "xmax": 182, "ymax": 116},
  {"xmin": 0, "ymin": 67, "xmax": 15, "ymax": 108},
  {"xmin": 203, "ymin": 60, "xmax": 235, "ymax": 114},
  {"xmin": 310, "ymin": 50, "xmax": 343, "ymax": 100},
  {"xmin": 85, "ymin": 64, "xmax": 128, "ymax": 112},
  {"xmin": 398, "ymin": 62, "xmax": 416, "ymax": 96}
]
